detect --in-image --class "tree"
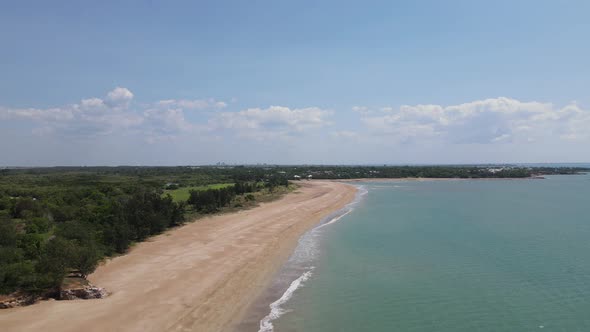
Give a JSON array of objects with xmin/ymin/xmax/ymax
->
[
  {"xmin": 0, "ymin": 261, "xmax": 36, "ymax": 295},
  {"xmin": 17, "ymin": 233, "xmax": 43, "ymax": 260},
  {"xmin": 36, "ymin": 237, "xmax": 75, "ymax": 289},
  {"xmin": 11, "ymin": 197, "xmax": 42, "ymax": 219},
  {"xmin": 0, "ymin": 217, "xmax": 18, "ymax": 247},
  {"xmin": 102, "ymin": 219, "xmax": 132, "ymax": 254},
  {"xmin": 71, "ymin": 243, "xmax": 100, "ymax": 278}
]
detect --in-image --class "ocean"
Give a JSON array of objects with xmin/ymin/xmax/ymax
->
[{"xmin": 241, "ymin": 173, "xmax": 590, "ymax": 332}]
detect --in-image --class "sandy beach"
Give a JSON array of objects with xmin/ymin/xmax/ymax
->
[{"xmin": 0, "ymin": 181, "xmax": 356, "ymax": 332}]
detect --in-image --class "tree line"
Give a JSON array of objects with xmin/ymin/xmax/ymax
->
[
  {"xmin": 188, "ymin": 178, "xmax": 289, "ymax": 213},
  {"xmin": 0, "ymin": 187, "xmax": 184, "ymax": 296},
  {"xmin": 0, "ymin": 170, "xmax": 291, "ymax": 298}
]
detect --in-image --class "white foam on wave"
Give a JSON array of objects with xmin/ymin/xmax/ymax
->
[
  {"xmin": 314, "ymin": 208, "xmax": 353, "ymax": 230},
  {"xmin": 287, "ymin": 185, "xmax": 368, "ymax": 264},
  {"xmin": 256, "ymin": 185, "xmax": 367, "ymax": 332},
  {"xmin": 258, "ymin": 269, "xmax": 314, "ymax": 332}
]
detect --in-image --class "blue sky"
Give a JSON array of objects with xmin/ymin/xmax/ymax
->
[{"xmin": 1, "ymin": 0, "xmax": 589, "ymax": 165}]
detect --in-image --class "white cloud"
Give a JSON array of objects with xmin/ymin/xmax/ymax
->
[
  {"xmin": 0, "ymin": 106, "xmax": 75, "ymax": 122},
  {"xmin": 156, "ymin": 98, "xmax": 227, "ymax": 110},
  {"xmin": 105, "ymin": 87, "xmax": 134, "ymax": 108},
  {"xmin": 211, "ymin": 106, "xmax": 333, "ymax": 140},
  {"xmin": 3, "ymin": 90, "xmax": 589, "ymax": 165},
  {"xmin": 0, "ymin": 88, "xmax": 330, "ymax": 144},
  {"xmin": 0, "ymin": 88, "xmax": 232, "ymax": 142},
  {"xmin": 144, "ymin": 108, "xmax": 192, "ymax": 132},
  {"xmin": 352, "ymin": 106, "xmax": 368, "ymax": 112},
  {"xmin": 80, "ymin": 97, "xmax": 105, "ymax": 109},
  {"xmin": 1, "ymin": 88, "xmax": 142, "ymax": 138},
  {"xmin": 331, "ymin": 130, "xmax": 360, "ymax": 139},
  {"xmin": 361, "ymin": 97, "xmax": 590, "ymax": 144}
]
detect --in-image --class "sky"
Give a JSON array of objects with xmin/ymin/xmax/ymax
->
[{"xmin": 1, "ymin": 0, "xmax": 589, "ymax": 166}]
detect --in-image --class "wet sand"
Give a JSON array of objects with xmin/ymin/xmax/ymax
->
[{"xmin": 0, "ymin": 181, "xmax": 356, "ymax": 332}]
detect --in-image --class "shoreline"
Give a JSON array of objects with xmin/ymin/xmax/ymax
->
[
  {"xmin": 233, "ymin": 184, "xmax": 366, "ymax": 332},
  {"xmin": 0, "ymin": 181, "xmax": 356, "ymax": 332}
]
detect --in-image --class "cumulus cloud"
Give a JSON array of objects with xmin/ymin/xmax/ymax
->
[
  {"xmin": 210, "ymin": 106, "xmax": 333, "ymax": 140},
  {"xmin": 0, "ymin": 87, "xmax": 142, "ymax": 137},
  {"xmin": 0, "ymin": 106, "xmax": 75, "ymax": 122},
  {"xmin": 80, "ymin": 97, "xmax": 105, "ymax": 109},
  {"xmin": 156, "ymin": 98, "xmax": 227, "ymax": 110},
  {"xmin": 0, "ymin": 87, "xmax": 223, "ymax": 141},
  {"xmin": 4, "ymin": 90, "xmax": 588, "ymax": 164},
  {"xmin": 140, "ymin": 107, "xmax": 201, "ymax": 143},
  {"xmin": 352, "ymin": 106, "xmax": 369, "ymax": 114},
  {"xmin": 331, "ymin": 130, "xmax": 360, "ymax": 139},
  {"xmin": 105, "ymin": 87, "xmax": 134, "ymax": 108},
  {"xmin": 0, "ymin": 88, "xmax": 333, "ymax": 144},
  {"xmin": 361, "ymin": 97, "xmax": 590, "ymax": 144}
]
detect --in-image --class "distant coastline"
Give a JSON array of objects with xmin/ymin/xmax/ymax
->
[{"xmin": 336, "ymin": 176, "xmax": 547, "ymax": 182}]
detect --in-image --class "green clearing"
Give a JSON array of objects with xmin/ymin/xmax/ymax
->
[{"xmin": 163, "ymin": 183, "xmax": 234, "ymax": 202}]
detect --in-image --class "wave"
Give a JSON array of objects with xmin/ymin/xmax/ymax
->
[
  {"xmin": 257, "ymin": 185, "xmax": 367, "ymax": 332},
  {"xmin": 314, "ymin": 208, "xmax": 353, "ymax": 230},
  {"xmin": 258, "ymin": 269, "xmax": 314, "ymax": 332}
]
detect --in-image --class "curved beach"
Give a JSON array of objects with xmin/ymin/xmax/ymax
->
[{"xmin": 0, "ymin": 181, "xmax": 356, "ymax": 332}]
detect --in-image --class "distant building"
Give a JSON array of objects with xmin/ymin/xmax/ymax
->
[
  {"xmin": 307, "ymin": 175, "xmax": 313, "ymax": 180},
  {"xmin": 294, "ymin": 175, "xmax": 301, "ymax": 180}
]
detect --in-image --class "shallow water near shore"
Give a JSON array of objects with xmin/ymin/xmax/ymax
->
[
  {"xmin": 242, "ymin": 174, "xmax": 590, "ymax": 332},
  {"xmin": 234, "ymin": 186, "xmax": 367, "ymax": 332}
]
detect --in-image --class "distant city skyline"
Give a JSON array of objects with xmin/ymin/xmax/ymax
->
[{"xmin": 1, "ymin": 1, "xmax": 589, "ymax": 165}]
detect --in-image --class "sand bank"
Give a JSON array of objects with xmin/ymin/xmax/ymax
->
[{"xmin": 0, "ymin": 181, "xmax": 356, "ymax": 332}]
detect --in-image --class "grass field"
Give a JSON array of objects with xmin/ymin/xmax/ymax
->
[{"xmin": 163, "ymin": 183, "xmax": 234, "ymax": 202}]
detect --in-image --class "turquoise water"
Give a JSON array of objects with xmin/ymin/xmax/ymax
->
[{"xmin": 272, "ymin": 174, "xmax": 590, "ymax": 331}]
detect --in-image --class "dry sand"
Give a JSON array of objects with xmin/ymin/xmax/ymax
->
[{"xmin": 0, "ymin": 181, "xmax": 356, "ymax": 332}]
